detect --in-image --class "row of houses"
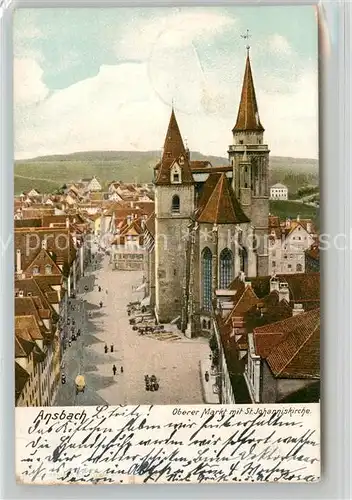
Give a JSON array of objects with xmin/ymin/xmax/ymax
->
[
  {"xmin": 16, "ymin": 179, "xmax": 153, "ymax": 215},
  {"xmin": 14, "ymin": 212, "xmax": 92, "ymax": 406},
  {"xmin": 211, "ymin": 273, "xmax": 320, "ymax": 404}
]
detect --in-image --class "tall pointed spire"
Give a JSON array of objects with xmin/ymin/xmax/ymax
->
[
  {"xmin": 155, "ymin": 108, "xmax": 194, "ymax": 185},
  {"xmin": 233, "ymin": 54, "xmax": 264, "ymax": 133},
  {"xmin": 162, "ymin": 107, "xmax": 185, "ymax": 162}
]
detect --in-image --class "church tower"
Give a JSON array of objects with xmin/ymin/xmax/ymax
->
[
  {"xmin": 154, "ymin": 108, "xmax": 195, "ymax": 323},
  {"xmin": 228, "ymin": 50, "xmax": 269, "ymax": 276}
]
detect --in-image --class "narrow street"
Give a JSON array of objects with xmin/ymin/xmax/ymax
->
[{"xmin": 54, "ymin": 247, "xmax": 210, "ymax": 406}]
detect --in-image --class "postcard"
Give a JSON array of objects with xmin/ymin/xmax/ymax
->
[{"xmin": 14, "ymin": 6, "xmax": 320, "ymax": 484}]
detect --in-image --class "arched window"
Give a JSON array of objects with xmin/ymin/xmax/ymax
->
[
  {"xmin": 171, "ymin": 195, "xmax": 180, "ymax": 213},
  {"xmin": 202, "ymin": 319, "xmax": 207, "ymax": 329},
  {"xmin": 202, "ymin": 247, "xmax": 212, "ymax": 312},
  {"xmin": 239, "ymin": 246, "xmax": 248, "ymax": 275},
  {"xmin": 296, "ymin": 263, "xmax": 303, "ymax": 272},
  {"xmin": 219, "ymin": 248, "xmax": 233, "ymax": 288}
]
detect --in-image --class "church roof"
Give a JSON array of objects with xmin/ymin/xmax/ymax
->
[
  {"xmin": 233, "ymin": 55, "xmax": 264, "ymax": 133},
  {"xmin": 196, "ymin": 173, "xmax": 250, "ymax": 224},
  {"xmin": 155, "ymin": 109, "xmax": 194, "ymax": 186}
]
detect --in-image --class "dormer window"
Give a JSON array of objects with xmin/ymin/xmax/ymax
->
[
  {"xmin": 32, "ymin": 266, "xmax": 40, "ymax": 275},
  {"xmin": 170, "ymin": 163, "xmax": 182, "ymax": 184},
  {"xmin": 45, "ymin": 264, "xmax": 52, "ymax": 275}
]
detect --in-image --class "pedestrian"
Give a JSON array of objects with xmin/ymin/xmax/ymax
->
[
  {"xmin": 120, "ymin": 366, "xmax": 124, "ymax": 373},
  {"xmin": 98, "ymin": 286, "xmax": 101, "ymax": 292},
  {"xmin": 110, "ymin": 344, "xmax": 114, "ymax": 353},
  {"xmin": 106, "ymin": 289, "xmax": 108, "ymax": 295},
  {"xmin": 104, "ymin": 344, "xmax": 108, "ymax": 354},
  {"xmin": 99, "ymin": 301, "xmax": 103, "ymax": 308},
  {"xmin": 113, "ymin": 365, "xmax": 117, "ymax": 376}
]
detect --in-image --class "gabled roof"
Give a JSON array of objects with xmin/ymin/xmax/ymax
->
[
  {"xmin": 155, "ymin": 109, "xmax": 194, "ymax": 186},
  {"xmin": 225, "ymin": 282, "xmax": 259, "ymax": 325},
  {"xmin": 197, "ymin": 173, "xmax": 250, "ymax": 224},
  {"xmin": 25, "ymin": 248, "xmax": 62, "ymax": 276},
  {"xmin": 233, "ymin": 54, "xmax": 264, "ymax": 133}
]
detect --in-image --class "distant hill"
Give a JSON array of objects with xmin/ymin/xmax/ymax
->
[{"xmin": 14, "ymin": 150, "xmax": 319, "ymax": 195}]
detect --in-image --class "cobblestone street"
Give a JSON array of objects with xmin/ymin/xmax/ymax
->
[{"xmin": 54, "ymin": 247, "xmax": 210, "ymax": 406}]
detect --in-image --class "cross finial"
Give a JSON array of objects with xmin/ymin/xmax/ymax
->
[{"xmin": 241, "ymin": 28, "xmax": 251, "ymax": 55}]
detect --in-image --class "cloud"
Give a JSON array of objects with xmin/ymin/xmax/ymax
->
[
  {"xmin": 14, "ymin": 58, "xmax": 49, "ymax": 106},
  {"xmin": 13, "ymin": 10, "xmax": 318, "ymax": 160},
  {"xmin": 268, "ymin": 34, "xmax": 293, "ymax": 56},
  {"xmin": 115, "ymin": 10, "xmax": 236, "ymax": 61},
  {"xmin": 14, "ymin": 55, "xmax": 318, "ymax": 160}
]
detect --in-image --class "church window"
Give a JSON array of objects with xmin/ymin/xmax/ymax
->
[
  {"xmin": 219, "ymin": 248, "xmax": 233, "ymax": 288},
  {"xmin": 202, "ymin": 247, "xmax": 212, "ymax": 312},
  {"xmin": 244, "ymin": 182, "xmax": 248, "ymax": 188},
  {"xmin": 171, "ymin": 195, "xmax": 180, "ymax": 213},
  {"xmin": 245, "ymin": 166, "xmax": 248, "ymax": 173}
]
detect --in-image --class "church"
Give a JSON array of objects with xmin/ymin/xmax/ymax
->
[{"xmin": 143, "ymin": 51, "xmax": 270, "ymax": 337}]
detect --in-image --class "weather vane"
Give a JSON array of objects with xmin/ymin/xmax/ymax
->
[{"xmin": 241, "ymin": 29, "xmax": 251, "ymax": 55}]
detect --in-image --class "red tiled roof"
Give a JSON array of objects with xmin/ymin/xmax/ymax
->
[
  {"xmin": 254, "ymin": 308, "xmax": 320, "ymax": 378},
  {"xmin": 233, "ymin": 55, "xmax": 264, "ymax": 133},
  {"xmin": 15, "ymin": 315, "xmax": 44, "ymax": 341},
  {"xmin": 197, "ymin": 173, "xmax": 249, "ymax": 224},
  {"xmin": 225, "ymin": 282, "xmax": 259, "ymax": 325},
  {"xmin": 230, "ymin": 273, "xmax": 320, "ymax": 308}
]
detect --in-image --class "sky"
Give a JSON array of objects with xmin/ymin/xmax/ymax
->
[{"xmin": 14, "ymin": 6, "xmax": 319, "ymax": 160}]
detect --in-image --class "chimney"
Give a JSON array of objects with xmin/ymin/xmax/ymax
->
[
  {"xmin": 66, "ymin": 217, "xmax": 70, "ymax": 228},
  {"xmin": 239, "ymin": 271, "xmax": 245, "ymax": 282},
  {"xmin": 285, "ymin": 218, "xmax": 291, "ymax": 229},
  {"xmin": 270, "ymin": 275, "xmax": 279, "ymax": 293},
  {"xmin": 307, "ymin": 221, "xmax": 312, "ymax": 233},
  {"xmin": 278, "ymin": 282, "xmax": 290, "ymax": 303},
  {"xmin": 292, "ymin": 303, "xmax": 304, "ymax": 316},
  {"xmin": 297, "ymin": 214, "xmax": 300, "ymax": 222},
  {"xmin": 16, "ymin": 249, "xmax": 22, "ymax": 273}
]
